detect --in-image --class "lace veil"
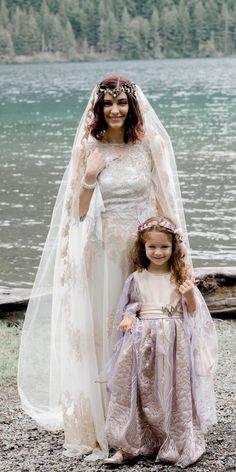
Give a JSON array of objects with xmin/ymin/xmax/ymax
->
[{"xmin": 18, "ymin": 83, "xmax": 191, "ymax": 453}]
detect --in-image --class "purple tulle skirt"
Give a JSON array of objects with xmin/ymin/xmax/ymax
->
[{"xmin": 106, "ymin": 313, "xmax": 215, "ymax": 468}]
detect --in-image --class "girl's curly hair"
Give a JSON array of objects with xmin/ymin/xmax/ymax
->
[
  {"xmin": 130, "ymin": 217, "xmax": 190, "ymax": 287},
  {"xmin": 89, "ymin": 76, "xmax": 144, "ymax": 143}
]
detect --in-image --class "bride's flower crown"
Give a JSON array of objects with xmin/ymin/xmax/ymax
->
[
  {"xmin": 137, "ymin": 217, "xmax": 184, "ymax": 243},
  {"xmin": 96, "ymin": 82, "xmax": 136, "ymax": 98}
]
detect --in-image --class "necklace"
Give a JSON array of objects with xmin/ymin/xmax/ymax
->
[
  {"xmin": 103, "ymin": 139, "xmax": 126, "ymax": 146},
  {"xmin": 103, "ymin": 143, "xmax": 128, "ymax": 162}
]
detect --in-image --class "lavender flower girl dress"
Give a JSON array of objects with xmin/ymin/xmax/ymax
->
[{"xmin": 106, "ymin": 270, "xmax": 217, "ymax": 468}]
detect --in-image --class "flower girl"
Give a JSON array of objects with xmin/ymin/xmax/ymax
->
[{"xmin": 105, "ymin": 217, "xmax": 217, "ymax": 468}]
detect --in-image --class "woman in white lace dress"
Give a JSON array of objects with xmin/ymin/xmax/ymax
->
[{"xmin": 18, "ymin": 76, "xmax": 190, "ymax": 460}]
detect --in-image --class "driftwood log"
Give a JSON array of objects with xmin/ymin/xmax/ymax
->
[
  {"xmin": 0, "ymin": 288, "xmax": 31, "ymax": 323},
  {"xmin": 0, "ymin": 267, "xmax": 236, "ymax": 322},
  {"xmin": 195, "ymin": 267, "xmax": 236, "ymax": 316}
]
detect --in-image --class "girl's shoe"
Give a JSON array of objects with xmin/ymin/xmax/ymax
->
[{"xmin": 104, "ymin": 449, "xmax": 137, "ymax": 465}]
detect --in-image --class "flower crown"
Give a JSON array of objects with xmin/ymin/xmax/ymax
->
[
  {"xmin": 137, "ymin": 217, "xmax": 184, "ymax": 243},
  {"xmin": 96, "ymin": 81, "xmax": 136, "ymax": 98}
]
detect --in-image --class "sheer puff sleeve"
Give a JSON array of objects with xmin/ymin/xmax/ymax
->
[
  {"xmin": 183, "ymin": 287, "xmax": 218, "ymax": 432},
  {"xmin": 113, "ymin": 273, "xmax": 141, "ymax": 334},
  {"xmin": 106, "ymin": 274, "xmax": 141, "ymax": 391}
]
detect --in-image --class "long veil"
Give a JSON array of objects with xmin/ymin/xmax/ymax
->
[
  {"xmin": 136, "ymin": 86, "xmax": 189, "ymax": 245},
  {"xmin": 18, "ymin": 83, "xmax": 191, "ymax": 455}
]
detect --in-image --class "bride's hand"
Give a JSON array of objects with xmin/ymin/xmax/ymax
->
[{"xmin": 85, "ymin": 148, "xmax": 106, "ymax": 180}]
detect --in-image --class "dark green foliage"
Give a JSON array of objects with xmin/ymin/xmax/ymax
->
[
  {"xmin": 0, "ymin": 0, "xmax": 236, "ymax": 60},
  {"xmin": 0, "ymin": 29, "xmax": 15, "ymax": 60},
  {"xmin": 11, "ymin": 7, "xmax": 40, "ymax": 54},
  {"xmin": 7, "ymin": 0, "xmax": 43, "ymax": 13}
]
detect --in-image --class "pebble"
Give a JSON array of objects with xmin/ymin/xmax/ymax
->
[{"xmin": 0, "ymin": 319, "xmax": 235, "ymax": 472}]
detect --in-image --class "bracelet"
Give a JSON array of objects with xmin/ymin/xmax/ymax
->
[{"xmin": 81, "ymin": 176, "xmax": 97, "ymax": 190}]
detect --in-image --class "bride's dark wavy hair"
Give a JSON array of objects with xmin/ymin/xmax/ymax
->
[
  {"xmin": 130, "ymin": 217, "xmax": 190, "ymax": 287},
  {"xmin": 89, "ymin": 76, "xmax": 144, "ymax": 143}
]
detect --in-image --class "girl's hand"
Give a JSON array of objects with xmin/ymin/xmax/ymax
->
[
  {"xmin": 85, "ymin": 148, "xmax": 106, "ymax": 180},
  {"xmin": 179, "ymin": 279, "xmax": 195, "ymax": 297},
  {"xmin": 119, "ymin": 315, "xmax": 133, "ymax": 333},
  {"xmin": 190, "ymin": 274, "xmax": 200, "ymax": 286},
  {"xmin": 179, "ymin": 280, "xmax": 196, "ymax": 315}
]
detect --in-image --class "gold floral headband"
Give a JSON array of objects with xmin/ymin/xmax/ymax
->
[{"xmin": 96, "ymin": 82, "xmax": 136, "ymax": 98}]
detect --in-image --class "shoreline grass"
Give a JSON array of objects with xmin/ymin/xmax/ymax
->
[{"xmin": 0, "ymin": 321, "xmax": 23, "ymax": 386}]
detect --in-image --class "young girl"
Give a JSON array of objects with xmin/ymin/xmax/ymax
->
[{"xmin": 104, "ymin": 217, "xmax": 217, "ymax": 468}]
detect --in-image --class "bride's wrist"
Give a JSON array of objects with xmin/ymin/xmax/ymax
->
[
  {"xmin": 84, "ymin": 171, "xmax": 97, "ymax": 183},
  {"xmin": 81, "ymin": 175, "xmax": 97, "ymax": 190},
  {"xmin": 81, "ymin": 172, "xmax": 97, "ymax": 190}
]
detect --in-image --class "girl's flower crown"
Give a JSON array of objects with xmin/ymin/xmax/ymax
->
[{"xmin": 137, "ymin": 217, "xmax": 184, "ymax": 243}]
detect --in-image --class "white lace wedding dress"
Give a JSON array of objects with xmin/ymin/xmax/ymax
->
[{"xmin": 62, "ymin": 138, "xmax": 158, "ymax": 457}]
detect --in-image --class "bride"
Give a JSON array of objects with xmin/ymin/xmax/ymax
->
[{"xmin": 18, "ymin": 75, "xmax": 190, "ymax": 460}]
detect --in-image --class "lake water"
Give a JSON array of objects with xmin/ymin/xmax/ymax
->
[{"xmin": 0, "ymin": 58, "xmax": 236, "ymax": 288}]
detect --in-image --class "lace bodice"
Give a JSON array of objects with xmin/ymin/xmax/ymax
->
[{"xmin": 85, "ymin": 139, "xmax": 156, "ymax": 218}]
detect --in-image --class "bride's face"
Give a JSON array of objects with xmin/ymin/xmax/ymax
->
[{"xmin": 103, "ymin": 92, "xmax": 129, "ymax": 130}]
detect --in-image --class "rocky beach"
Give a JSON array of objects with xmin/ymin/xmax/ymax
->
[{"xmin": 0, "ymin": 318, "xmax": 235, "ymax": 472}]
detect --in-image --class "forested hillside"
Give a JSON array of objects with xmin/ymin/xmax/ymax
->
[{"xmin": 0, "ymin": 0, "xmax": 236, "ymax": 62}]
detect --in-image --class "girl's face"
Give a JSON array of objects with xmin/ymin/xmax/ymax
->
[
  {"xmin": 103, "ymin": 92, "xmax": 129, "ymax": 131},
  {"xmin": 144, "ymin": 231, "xmax": 173, "ymax": 272}
]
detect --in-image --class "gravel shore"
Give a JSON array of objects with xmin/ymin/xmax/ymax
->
[{"xmin": 1, "ymin": 319, "xmax": 235, "ymax": 472}]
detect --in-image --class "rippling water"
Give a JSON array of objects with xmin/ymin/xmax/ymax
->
[{"xmin": 0, "ymin": 58, "xmax": 236, "ymax": 287}]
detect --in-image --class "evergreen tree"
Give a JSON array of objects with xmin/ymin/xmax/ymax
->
[
  {"xmin": 46, "ymin": 14, "xmax": 62, "ymax": 51},
  {"xmin": 39, "ymin": 0, "xmax": 51, "ymax": 52},
  {"xmin": 12, "ymin": 7, "xmax": 40, "ymax": 54},
  {"xmin": 192, "ymin": 0, "xmax": 208, "ymax": 54},
  {"xmin": 149, "ymin": 6, "xmax": 162, "ymax": 57},
  {"xmin": 118, "ymin": 7, "xmax": 136, "ymax": 59},
  {"xmin": 0, "ymin": 29, "xmax": 15, "ymax": 61},
  {"xmin": 134, "ymin": 16, "xmax": 150, "ymax": 58},
  {"xmin": 112, "ymin": 0, "xmax": 124, "ymax": 22},
  {"xmin": 136, "ymin": 0, "xmax": 156, "ymax": 19},
  {"xmin": 0, "ymin": 0, "xmax": 10, "ymax": 28},
  {"xmin": 66, "ymin": 0, "xmax": 85, "ymax": 39},
  {"xmin": 160, "ymin": 4, "xmax": 179, "ymax": 57},
  {"xmin": 222, "ymin": 2, "xmax": 230, "ymax": 55},
  {"xmin": 11, "ymin": 6, "xmax": 21, "ymax": 54},
  {"xmin": 46, "ymin": 0, "xmax": 60, "ymax": 14},
  {"xmin": 200, "ymin": 31, "xmax": 217, "ymax": 56},
  {"xmin": 1, "ymin": 0, "xmax": 236, "ymax": 61},
  {"xmin": 205, "ymin": 0, "xmax": 220, "ymax": 54},
  {"xmin": 177, "ymin": 0, "xmax": 192, "ymax": 56},
  {"xmin": 64, "ymin": 19, "xmax": 76, "ymax": 56},
  {"xmin": 98, "ymin": 0, "xmax": 106, "ymax": 19},
  {"xmin": 7, "ymin": 0, "xmax": 43, "ymax": 13},
  {"xmin": 26, "ymin": 10, "xmax": 41, "ymax": 53},
  {"xmin": 231, "ymin": 2, "xmax": 236, "ymax": 55},
  {"xmin": 58, "ymin": 0, "xmax": 67, "ymax": 27},
  {"xmin": 128, "ymin": 16, "xmax": 144, "ymax": 58},
  {"xmin": 44, "ymin": 13, "xmax": 76, "ymax": 54},
  {"xmin": 107, "ymin": 9, "xmax": 118, "ymax": 52},
  {"xmin": 120, "ymin": 0, "xmax": 137, "ymax": 18},
  {"xmin": 98, "ymin": 9, "xmax": 118, "ymax": 55},
  {"xmin": 85, "ymin": 0, "xmax": 100, "ymax": 47}
]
